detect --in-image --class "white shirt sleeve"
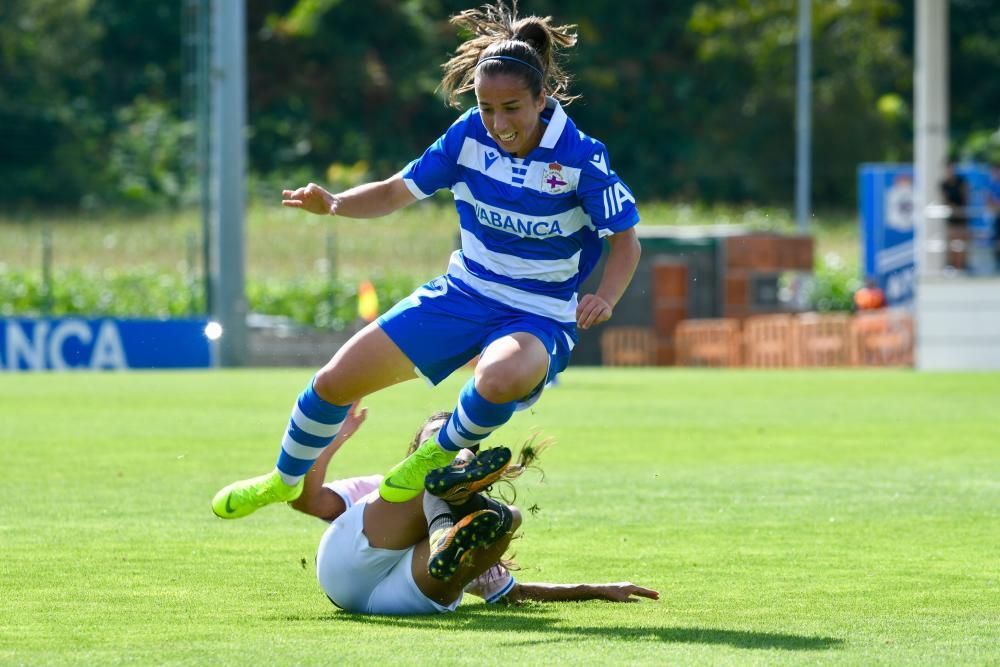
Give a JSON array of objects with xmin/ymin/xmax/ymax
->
[
  {"xmin": 323, "ymin": 474, "xmax": 383, "ymax": 512},
  {"xmin": 464, "ymin": 564, "xmax": 516, "ymax": 603}
]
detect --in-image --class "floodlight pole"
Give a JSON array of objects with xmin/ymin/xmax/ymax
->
[
  {"xmin": 209, "ymin": 0, "xmax": 248, "ymax": 366},
  {"xmin": 794, "ymin": 0, "xmax": 812, "ymax": 234},
  {"xmin": 914, "ymin": 0, "xmax": 949, "ymax": 277}
]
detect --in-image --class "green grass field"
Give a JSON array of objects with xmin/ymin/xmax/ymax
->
[{"xmin": 3, "ymin": 369, "xmax": 997, "ymax": 665}]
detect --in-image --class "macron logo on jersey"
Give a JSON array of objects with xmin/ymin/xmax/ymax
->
[
  {"xmin": 474, "ymin": 202, "xmax": 565, "ymax": 238},
  {"xmin": 484, "ymin": 151, "xmax": 500, "ymax": 171},
  {"xmin": 590, "ymin": 152, "xmax": 609, "ymax": 175},
  {"xmin": 602, "ymin": 182, "xmax": 636, "ymax": 219}
]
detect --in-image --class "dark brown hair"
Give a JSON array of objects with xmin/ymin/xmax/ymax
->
[
  {"xmin": 406, "ymin": 410, "xmax": 452, "ymax": 455},
  {"xmin": 439, "ymin": 1, "xmax": 579, "ymax": 109}
]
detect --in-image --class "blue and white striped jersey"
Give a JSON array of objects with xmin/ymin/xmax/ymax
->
[{"xmin": 401, "ymin": 98, "xmax": 640, "ymax": 324}]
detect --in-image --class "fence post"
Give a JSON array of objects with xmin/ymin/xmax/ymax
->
[
  {"xmin": 41, "ymin": 224, "xmax": 53, "ymax": 316},
  {"xmin": 186, "ymin": 229, "xmax": 199, "ymax": 315},
  {"xmin": 326, "ymin": 228, "xmax": 338, "ymax": 314}
]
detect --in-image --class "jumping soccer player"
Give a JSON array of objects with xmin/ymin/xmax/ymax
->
[
  {"xmin": 212, "ymin": 1, "xmax": 641, "ymax": 519},
  {"xmin": 296, "ymin": 406, "xmax": 659, "ymax": 614}
]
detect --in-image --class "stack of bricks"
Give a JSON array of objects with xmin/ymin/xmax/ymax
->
[{"xmin": 723, "ymin": 234, "xmax": 813, "ymax": 319}]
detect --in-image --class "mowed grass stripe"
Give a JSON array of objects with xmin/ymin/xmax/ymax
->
[{"xmin": 2, "ymin": 369, "xmax": 997, "ymax": 665}]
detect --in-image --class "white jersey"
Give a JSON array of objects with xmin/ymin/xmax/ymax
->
[{"xmin": 322, "ymin": 475, "xmax": 515, "ymax": 604}]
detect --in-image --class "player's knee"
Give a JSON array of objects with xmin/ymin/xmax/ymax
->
[
  {"xmin": 312, "ymin": 366, "xmax": 355, "ymax": 405},
  {"xmin": 507, "ymin": 505, "xmax": 523, "ymax": 532},
  {"xmin": 474, "ymin": 365, "xmax": 539, "ymax": 403}
]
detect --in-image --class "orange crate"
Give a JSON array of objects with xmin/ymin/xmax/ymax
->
[
  {"xmin": 743, "ymin": 314, "xmax": 795, "ymax": 368},
  {"xmin": 675, "ymin": 319, "xmax": 742, "ymax": 367},
  {"xmin": 794, "ymin": 313, "xmax": 851, "ymax": 367},
  {"xmin": 600, "ymin": 326, "xmax": 655, "ymax": 367},
  {"xmin": 850, "ymin": 310, "xmax": 914, "ymax": 367}
]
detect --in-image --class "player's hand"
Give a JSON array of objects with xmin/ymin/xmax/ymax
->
[
  {"xmin": 281, "ymin": 183, "xmax": 339, "ymax": 215},
  {"xmin": 336, "ymin": 402, "xmax": 368, "ymax": 443},
  {"xmin": 576, "ymin": 294, "xmax": 613, "ymax": 330},
  {"xmin": 314, "ymin": 402, "xmax": 367, "ymax": 465},
  {"xmin": 596, "ymin": 582, "xmax": 660, "ymax": 602}
]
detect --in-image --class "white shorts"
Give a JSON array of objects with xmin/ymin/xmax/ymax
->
[{"xmin": 315, "ymin": 498, "xmax": 462, "ymax": 615}]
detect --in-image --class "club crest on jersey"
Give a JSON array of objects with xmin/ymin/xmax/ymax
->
[{"xmin": 542, "ymin": 162, "xmax": 570, "ymax": 194}]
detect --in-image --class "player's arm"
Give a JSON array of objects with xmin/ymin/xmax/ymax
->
[
  {"xmin": 503, "ymin": 581, "xmax": 659, "ymax": 604},
  {"xmin": 281, "ymin": 173, "xmax": 417, "ymax": 218},
  {"xmin": 576, "ymin": 226, "xmax": 641, "ymax": 330},
  {"xmin": 289, "ymin": 403, "xmax": 368, "ymax": 521}
]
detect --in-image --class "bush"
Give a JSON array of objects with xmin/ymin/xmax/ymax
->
[
  {"xmin": 808, "ymin": 252, "xmax": 862, "ymax": 312},
  {"xmin": 0, "ymin": 268, "xmax": 416, "ymax": 330}
]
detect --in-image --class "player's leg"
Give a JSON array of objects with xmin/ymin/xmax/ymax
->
[
  {"xmin": 382, "ymin": 332, "xmax": 547, "ymax": 502},
  {"xmin": 361, "ymin": 494, "xmax": 429, "ymax": 550},
  {"xmin": 423, "ymin": 489, "xmax": 515, "ymax": 581},
  {"xmin": 438, "ymin": 331, "xmax": 549, "ymax": 450},
  {"xmin": 412, "ymin": 503, "xmax": 522, "ymax": 606},
  {"xmin": 366, "ymin": 442, "xmax": 511, "ymax": 547},
  {"xmin": 424, "ymin": 445, "xmax": 513, "ymax": 502},
  {"xmin": 212, "ymin": 322, "xmax": 417, "ymax": 519}
]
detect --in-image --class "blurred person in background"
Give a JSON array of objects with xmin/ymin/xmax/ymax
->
[
  {"xmin": 213, "ymin": 0, "xmax": 641, "ymax": 521},
  {"xmin": 939, "ymin": 160, "xmax": 970, "ymax": 271},
  {"xmin": 988, "ymin": 163, "xmax": 1000, "ymax": 266}
]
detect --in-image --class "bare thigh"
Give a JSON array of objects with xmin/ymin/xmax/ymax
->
[
  {"xmin": 312, "ymin": 321, "xmax": 418, "ymax": 405},
  {"xmin": 362, "ymin": 495, "xmax": 427, "ymax": 551}
]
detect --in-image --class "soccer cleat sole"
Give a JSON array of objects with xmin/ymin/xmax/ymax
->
[
  {"xmin": 428, "ymin": 509, "xmax": 503, "ymax": 581},
  {"xmin": 424, "ymin": 446, "xmax": 512, "ymax": 503}
]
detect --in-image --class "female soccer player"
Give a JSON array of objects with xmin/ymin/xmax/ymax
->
[
  {"xmin": 212, "ymin": 1, "xmax": 641, "ymax": 519},
  {"xmin": 296, "ymin": 406, "xmax": 659, "ymax": 614}
]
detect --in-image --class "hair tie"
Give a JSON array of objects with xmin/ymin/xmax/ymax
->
[{"xmin": 475, "ymin": 55, "xmax": 543, "ymax": 78}]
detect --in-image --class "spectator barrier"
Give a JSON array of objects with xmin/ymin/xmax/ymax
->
[
  {"xmin": 602, "ymin": 309, "xmax": 914, "ymax": 368},
  {"xmin": 674, "ymin": 319, "xmax": 742, "ymax": 367},
  {"xmin": 599, "ymin": 326, "xmax": 655, "ymax": 367}
]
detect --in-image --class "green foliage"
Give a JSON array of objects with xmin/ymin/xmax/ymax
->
[
  {"xmin": 0, "ymin": 267, "xmax": 416, "ymax": 329},
  {"xmin": 808, "ymin": 251, "xmax": 862, "ymax": 312},
  {"xmin": 959, "ymin": 128, "xmax": 1000, "ymax": 165},
  {"xmin": 246, "ymin": 273, "xmax": 416, "ymax": 330},
  {"xmin": 103, "ymin": 97, "xmax": 196, "ymax": 209},
  {"xmin": 688, "ymin": 0, "xmax": 910, "ymax": 203},
  {"xmin": 0, "ymin": 268, "xmax": 202, "ymax": 318},
  {"xmin": 1, "ymin": 0, "xmax": 998, "ymax": 210}
]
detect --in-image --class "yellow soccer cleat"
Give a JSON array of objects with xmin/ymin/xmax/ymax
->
[
  {"xmin": 379, "ymin": 438, "xmax": 456, "ymax": 503},
  {"xmin": 212, "ymin": 470, "xmax": 303, "ymax": 519}
]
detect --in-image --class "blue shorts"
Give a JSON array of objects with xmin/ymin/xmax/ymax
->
[{"xmin": 377, "ymin": 276, "xmax": 576, "ymax": 405}]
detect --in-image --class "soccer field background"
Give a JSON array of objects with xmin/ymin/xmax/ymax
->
[{"xmin": 2, "ymin": 368, "xmax": 997, "ymax": 665}]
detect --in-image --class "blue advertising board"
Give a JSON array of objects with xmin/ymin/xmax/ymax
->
[
  {"xmin": 859, "ymin": 163, "xmax": 996, "ymax": 306},
  {"xmin": 859, "ymin": 164, "xmax": 916, "ymax": 306},
  {"xmin": 0, "ymin": 318, "xmax": 214, "ymax": 371}
]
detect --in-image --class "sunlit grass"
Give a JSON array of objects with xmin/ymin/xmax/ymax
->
[
  {"xmin": 0, "ymin": 201, "xmax": 860, "ymax": 284},
  {"xmin": 2, "ymin": 369, "xmax": 997, "ymax": 665}
]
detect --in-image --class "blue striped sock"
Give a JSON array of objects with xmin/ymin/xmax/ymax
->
[
  {"xmin": 275, "ymin": 381, "xmax": 350, "ymax": 485},
  {"xmin": 436, "ymin": 379, "xmax": 516, "ymax": 451}
]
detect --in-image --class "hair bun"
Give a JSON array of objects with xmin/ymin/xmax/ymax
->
[{"xmin": 512, "ymin": 18, "xmax": 549, "ymax": 57}]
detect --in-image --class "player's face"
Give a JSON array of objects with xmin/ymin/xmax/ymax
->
[{"xmin": 475, "ymin": 73, "xmax": 546, "ymax": 158}]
